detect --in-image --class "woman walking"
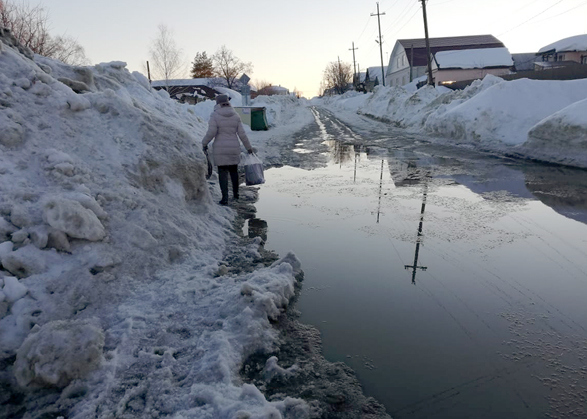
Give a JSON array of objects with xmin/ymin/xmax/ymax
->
[{"xmin": 202, "ymin": 94, "xmax": 253, "ymax": 205}]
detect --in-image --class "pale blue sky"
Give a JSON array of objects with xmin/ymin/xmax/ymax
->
[{"xmin": 42, "ymin": 0, "xmax": 587, "ymax": 97}]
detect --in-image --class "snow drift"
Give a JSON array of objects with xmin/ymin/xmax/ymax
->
[
  {"xmin": 0, "ymin": 28, "xmax": 313, "ymax": 418},
  {"xmin": 314, "ymin": 75, "xmax": 587, "ymax": 168}
]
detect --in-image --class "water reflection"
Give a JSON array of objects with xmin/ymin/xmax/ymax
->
[
  {"xmin": 523, "ymin": 164, "xmax": 587, "ymax": 225},
  {"xmin": 404, "ymin": 182, "xmax": 429, "ymax": 284},
  {"xmin": 325, "ymin": 139, "xmax": 354, "ymax": 165},
  {"xmin": 247, "ymin": 218, "xmax": 268, "ymax": 242},
  {"xmin": 376, "ymin": 160, "xmax": 384, "ymax": 223}
]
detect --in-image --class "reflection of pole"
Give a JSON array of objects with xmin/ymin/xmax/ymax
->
[
  {"xmin": 405, "ymin": 183, "xmax": 428, "ymax": 283},
  {"xmin": 354, "ymin": 150, "xmax": 358, "ymax": 182},
  {"xmin": 377, "ymin": 160, "xmax": 384, "ymax": 223}
]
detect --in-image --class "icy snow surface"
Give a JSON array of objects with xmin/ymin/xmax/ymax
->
[{"xmin": 0, "ymin": 31, "xmax": 315, "ymax": 418}]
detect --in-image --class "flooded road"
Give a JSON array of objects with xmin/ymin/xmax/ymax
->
[{"xmin": 250, "ymin": 107, "xmax": 587, "ymax": 419}]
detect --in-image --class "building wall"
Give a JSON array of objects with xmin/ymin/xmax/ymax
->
[
  {"xmin": 432, "ymin": 68, "xmax": 511, "ymax": 86},
  {"xmin": 543, "ymin": 51, "xmax": 587, "ymax": 63},
  {"xmin": 557, "ymin": 51, "xmax": 585, "ymax": 63}
]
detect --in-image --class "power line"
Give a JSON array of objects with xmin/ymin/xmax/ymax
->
[
  {"xmin": 498, "ymin": 0, "xmax": 567, "ymax": 36},
  {"xmin": 532, "ymin": 0, "xmax": 587, "ymax": 24},
  {"xmin": 385, "ymin": 3, "xmax": 421, "ymax": 40}
]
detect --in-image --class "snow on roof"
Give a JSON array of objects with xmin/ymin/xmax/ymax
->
[
  {"xmin": 367, "ymin": 66, "xmax": 387, "ymax": 82},
  {"xmin": 271, "ymin": 85, "xmax": 289, "ymax": 92},
  {"xmin": 539, "ymin": 34, "xmax": 587, "ymax": 53},
  {"xmin": 151, "ymin": 78, "xmax": 211, "ymax": 87},
  {"xmin": 433, "ymin": 47, "xmax": 513, "ymax": 69}
]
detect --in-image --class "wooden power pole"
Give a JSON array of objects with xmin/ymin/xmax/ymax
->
[
  {"xmin": 420, "ymin": 0, "xmax": 434, "ymax": 85},
  {"xmin": 349, "ymin": 42, "xmax": 359, "ymax": 86},
  {"xmin": 371, "ymin": 2, "xmax": 386, "ymax": 86}
]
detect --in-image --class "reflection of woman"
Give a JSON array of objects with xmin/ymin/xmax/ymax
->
[{"xmin": 202, "ymin": 95, "xmax": 253, "ymax": 205}]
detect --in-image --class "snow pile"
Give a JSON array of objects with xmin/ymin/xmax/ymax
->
[
  {"xmin": 424, "ymin": 77, "xmax": 587, "ymax": 147},
  {"xmin": 251, "ymin": 94, "xmax": 308, "ymax": 127},
  {"xmin": 14, "ymin": 319, "xmax": 105, "ymax": 388},
  {"xmin": 315, "ymin": 75, "xmax": 587, "ymax": 168},
  {"xmin": 0, "ymin": 31, "xmax": 313, "ymax": 418},
  {"xmin": 521, "ymin": 98, "xmax": 587, "ymax": 167}
]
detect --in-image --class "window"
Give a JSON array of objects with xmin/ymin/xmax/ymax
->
[
  {"xmin": 582, "ymin": 56, "xmax": 587, "ymax": 64},
  {"xmin": 557, "ymin": 54, "xmax": 565, "ymax": 61}
]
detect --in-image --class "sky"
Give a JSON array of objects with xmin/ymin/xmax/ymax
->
[{"xmin": 39, "ymin": 0, "xmax": 587, "ymax": 97}]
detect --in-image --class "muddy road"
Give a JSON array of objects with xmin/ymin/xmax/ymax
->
[{"xmin": 249, "ymin": 107, "xmax": 587, "ymax": 419}]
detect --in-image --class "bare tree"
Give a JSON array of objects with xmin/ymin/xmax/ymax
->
[
  {"xmin": 0, "ymin": 0, "xmax": 90, "ymax": 65},
  {"xmin": 47, "ymin": 35, "xmax": 91, "ymax": 66},
  {"xmin": 149, "ymin": 24, "xmax": 186, "ymax": 89},
  {"xmin": 252, "ymin": 79, "xmax": 272, "ymax": 91},
  {"xmin": 322, "ymin": 60, "xmax": 353, "ymax": 95},
  {"xmin": 212, "ymin": 45, "xmax": 252, "ymax": 89}
]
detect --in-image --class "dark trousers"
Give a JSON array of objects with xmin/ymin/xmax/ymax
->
[{"xmin": 218, "ymin": 165, "xmax": 239, "ymax": 201}]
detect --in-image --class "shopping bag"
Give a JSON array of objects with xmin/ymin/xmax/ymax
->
[
  {"xmin": 204, "ymin": 149, "xmax": 213, "ymax": 180},
  {"xmin": 242, "ymin": 153, "xmax": 265, "ymax": 186}
]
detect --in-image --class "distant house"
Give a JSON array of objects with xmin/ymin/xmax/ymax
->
[
  {"xmin": 251, "ymin": 85, "xmax": 290, "ymax": 98},
  {"xmin": 537, "ymin": 34, "xmax": 587, "ymax": 69},
  {"xmin": 431, "ymin": 47, "xmax": 513, "ymax": 87},
  {"xmin": 386, "ymin": 35, "xmax": 505, "ymax": 87},
  {"xmin": 512, "ymin": 53, "xmax": 540, "ymax": 72},
  {"xmin": 364, "ymin": 66, "xmax": 388, "ymax": 91},
  {"xmin": 151, "ymin": 78, "xmax": 221, "ymax": 104}
]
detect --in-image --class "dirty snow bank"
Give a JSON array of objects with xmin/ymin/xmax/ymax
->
[
  {"xmin": 0, "ymin": 30, "xmax": 314, "ymax": 418},
  {"xmin": 520, "ymin": 98, "xmax": 587, "ymax": 167},
  {"xmin": 314, "ymin": 75, "xmax": 587, "ymax": 168}
]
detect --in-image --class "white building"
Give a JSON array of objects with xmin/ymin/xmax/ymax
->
[
  {"xmin": 386, "ymin": 35, "xmax": 505, "ymax": 87},
  {"xmin": 431, "ymin": 47, "xmax": 513, "ymax": 87}
]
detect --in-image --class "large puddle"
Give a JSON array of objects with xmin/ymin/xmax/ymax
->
[{"xmin": 250, "ymin": 138, "xmax": 587, "ymax": 418}]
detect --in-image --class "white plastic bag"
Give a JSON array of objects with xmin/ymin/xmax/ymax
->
[{"xmin": 241, "ymin": 153, "xmax": 265, "ymax": 186}]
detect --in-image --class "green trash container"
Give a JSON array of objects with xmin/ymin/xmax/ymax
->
[{"xmin": 250, "ymin": 107, "xmax": 269, "ymax": 131}]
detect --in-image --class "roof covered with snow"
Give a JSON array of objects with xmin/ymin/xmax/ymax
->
[
  {"xmin": 366, "ymin": 66, "xmax": 388, "ymax": 82},
  {"xmin": 151, "ymin": 78, "xmax": 212, "ymax": 87},
  {"xmin": 394, "ymin": 35, "xmax": 505, "ymax": 68},
  {"xmin": 433, "ymin": 47, "xmax": 513, "ymax": 70},
  {"xmin": 539, "ymin": 34, "xmax": 587, "ymax": 54}
]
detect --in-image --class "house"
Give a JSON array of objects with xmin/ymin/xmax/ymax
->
[
  {"xmin": 431, "ymin": 47, "xmax": 513, "ymax": 87},
  {"xmin": 386, "ymin": 35, "xmax": 505, "ymax": 87},
  {"xmin": 364, "ymin": 66, "xmax": 387, "ymax": 91},
  {"xmin": 537, "ymin": 34, "xmax": 587, "ymax": 69},
  {"xmin": 151, "ymin": 78, "xmax": 221, "ymax": 104},
  {"xmin": 511, "ymin": 53, "xmax": 540, "ymax": 72}
]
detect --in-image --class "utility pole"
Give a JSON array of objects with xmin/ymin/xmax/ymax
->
[
  {"xmin": 419, "ymin": 0, "xmax": 434, "ymax": 86},
  {"xmin": 146, "ymin": 61, "xmax": 151, "ymax": 83},
  {"xmin": 410, "ymin": 44, "xmax": 414, "ymax": 82},
  {"xmin": 337, "ymin": 56, "xmax": 342, "ymax": 94},
  {"xmin": 349, "ymin": 42, "xmax": 359, "ymax": 86},
  {"xmin": 371, "ymin": 2, "xmax": 386, "ymax": 86}
]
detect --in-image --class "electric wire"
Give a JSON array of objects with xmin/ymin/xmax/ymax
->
[{"xmin": 498, "ymin": 0, "xmax": 567, "ymax": 36}]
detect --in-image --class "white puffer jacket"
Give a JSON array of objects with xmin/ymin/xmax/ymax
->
[{"xmin": 202, "ymin": 105, "xmax": 252, "ymax": 166}]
